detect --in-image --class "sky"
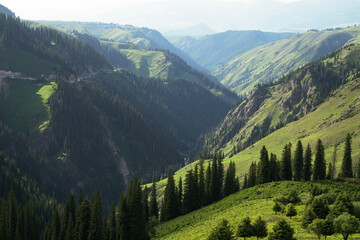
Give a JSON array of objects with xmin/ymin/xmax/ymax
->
[{"xmin": 1, "ymin": 0, "xmax": 360, "ymax": 33}]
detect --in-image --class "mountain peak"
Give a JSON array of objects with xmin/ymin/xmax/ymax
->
[{"xmin": 0, "ymin": 4, "xmax": 15, "ymax": 17}]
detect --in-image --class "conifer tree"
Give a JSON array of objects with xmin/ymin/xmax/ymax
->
[
  {"xmin": 117, "ymin": 194, "xmax": 130, "ymax": 240},
  {"xmin": 269, "ymin": 153, "xmax": 279, "ymax": 181},
  {"xmin": 210, "ymin": 156, "xmax": 219, "ymax": 202},
  {"xmin": 8, "ymin": 189, "xmax": 17, "ymax": 240},
  {"xmin": 107, "ymin": 203, "xmax": 116, "ymax": 240},
  {"xmin": 280, "ymin": 144, "xmax": 292, "ymax": 180},
  {"xmin": 76, "ymin": 197, "xmax": 91, "ymax": 240},
  {"xmin": 237, "ymin": 217, "xmax": 254, "ymax": 239},
  {"xmin": 340, "ymin": 133, "xmax": 353, "ymax": 178},
  {"xmin": 224, "ymin": 161, "xmax": 238, "ymax": 196},
  {"xmin": 88, "ymin": 191, "xmax": 103, "ymax": 240},
  {"xmin": 64, "ymin": 213, "xmax": 74, "ymax": 240},
  {"xmin": 273, "ymin": 202, "xmax": 282, "ymax": 214},
  {"xmin": 142, "ymin": 186, "xmax": 149, "ymax": 223},
  {"xmin": 177, "ymin": 177, "xmax": 183, "ymax": 214},
  {"xmin": 217, "ymin": 155, "xmax": 224, "ymax": 197},
  {"xmin": 303, "ymin": 144, "xmax": 312, "ymax": 181},
  {"xmin": 149, "ymin": 174, "xmax": 159, "ymax": 219},
  {"xmin": 268, "ymin": 219, "xmax": 295, "ymax": 240},
  {"xmin": 126, "ymin": 177, "xmax": 148, "ymax": 240},
  {"xmin": 253, "ymin": 216, "xmax": 268, "ymax": 239},
  {"xmin": 183, "ymin": 170, "xmax": 200, "ymax": 214},
  {"xmin": 51, "ymin": 204, "xmax": 60, "ymax": 240},
  {"xmin": 293, "ymin": 140, "xmax": 304, "ymax": 181},
  {"xmin": 161, "ymin": 174, "xmax": 178, "ymax": 221},
  {"xmin": 285, "ymin": 204, "xmax": 297, "ymax": 219},
  {"xmin": 326, "ymin": 162, "xmax": 333, "ymax": 179},
  {"xmin": 313, "ymin": 139, "xmax": 326, "ymax": 180},
  {"xmin": 207, "ymin": 219, "xmax": 235, "ymax": 240},
  {"xmin": 199, "ymin": 159, "xmax": 205, "ymax": 206},
  {"xmin": 0, "ymin": 198, "xmax": 6, "ymax": 240},
  {"xmin": 258, "ymin": 146, "xmax": 270, "ymax": 184},
  {"xmin": 204, "ymin": 162, "xmax": 212, "ymax": 205},
  {"xmin": 243, "ymin": 174, "xmax": 248, "ymax": 189},
  {"xmin": 60, "ymin": 193, "xmax": 75, "ymax": 240},
  {"xmin": 248, "ymin": 162, "xmax": 257, "ymax": 188}
]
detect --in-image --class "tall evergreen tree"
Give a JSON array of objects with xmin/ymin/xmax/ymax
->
[
  {"xmin": 88, "ymin": 191, "xmax": 103, "ymax": 240},
  {"xmin": 149, "ymin": 174, "xmax": 159, "ymax": 219},
  {"xmin": 224, "ymin": 161, "xmax": 238, "ymax": 196},
  {"xmin": 177, "ymin": 177, "xmax": 183, "ymax": 214},
  {"xmin": 217, "ymin": 155, "xmax": 224, "ymax": 198},
  {"xmin": 269, "ymin": 153, "xmax": 279, "ymax": 182},
  {"xmin": 248, "ymin": 162, "xmax": 257, "ymax": 187},
  {"xmin": 142, "ymin": 186, "xmax": 149, "ymax": 223},
  {"xmin": 313, "ymin": 139, "xmax": 326, "ymax": 180},
  {"xmin": 183, "ymin": 170, "xmax": 198, "ymax": 214},
  {"xmin": 210, "ymin": 156, "xmax": 219, "ymax": 202},
  {"xmin": 204, "ymin": 162, "xmax": 212, "ymax": 205},
  {"xmin": 64, "ymin": 213, "xmax": 74, "ymax": 240},
  {"xmin": 76, "ymin": 197, "xmax": 91, "ymax": 240},
  {"xmin": 161, "ymin": 174, "xmax": 178, "ymax": 221},
  {"xmin": 51, "ymin": 204, "xmax": 60, "ymax": 240},
  {"xmin": 258, "ymin": 146, "xmax": 270, "ymax": 184},
  {"xmin": 117, "ymin": 194, "xmax": 130, "ymax": 240},
  {"xmin": 340, "ymin": 133, "xmax": 353, "ymax": 178},
  {"xmin": 107, "ymin": 203, "xmax": 116, "ymax": 240},
  {"xmin": 293, "ymin": 140, "xmax": 304, "ymax": 181},
  {"xmin": 280, "ymin": 143, "xmax": 292, "ymax": 180},
  {"xmin": 237, "ymin": 217, "xmax": 254, "ymax": 239},
  {"xmin": 126, "ymin": 177, "xmax": 148, "ymax": 240},
  {"xmin": 60, "ymin": 193, "xmax": 75, "ymax": 240},
  {"xmin": 198, "ymin": 159, "xmax": 205, "ymax": 206},
  {"xmin": 303, "ymin": 144, "xmax": 312, "ymax": 181},
  {"xmin": 207, "ymin": 219, "xmax": 235, "ymax": 240},
  {"xmin": 8, "ymin": 189, "xmax": 17, "ymax": 240},
  {"xmin": 253, "ymin": 216, "xmax": 268, "ymax": 239}
]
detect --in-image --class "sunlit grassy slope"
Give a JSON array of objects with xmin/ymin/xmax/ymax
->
[
  {"xmin": 147, "ymin": 76, "xmax": 360, "ymax": 196},
  {"xmin": 154, "ymin": 181, "xmax": 360, "ymax": 240},
  {"xmin": 0, "ymin": 79, "xmax": 57, "ymax": 134},
  {"xmin": 214, "ymin": 26, "xmax": 360, "ymax": 95}
]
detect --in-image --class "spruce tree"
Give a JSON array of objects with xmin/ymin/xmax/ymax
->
[
  {"xmin": 107, "ymin": 203, "xmax": 116, "ymax": 240},
  {"xmin": 88, "ymin": 191, "xmax": 103, "ymax": 240},
  {"xmin": 326, "ymin": 162, "xmax": 333, "ymax": 180},
  {"xmin": 207, "ymin": 219, "xmax": 235, "ymax": 240},
  {"xmin": 8, "ymin": 189, "xmax": 17, "ymax": 240},
  {"xmin": 217, "ymin": 155, "xmax": 224, "ymax": 199},
  {"xmin": 253, "ymin": 216, "xmax": 268, "ymax": 239},
  {"xmin": 280, "ymin": 144, "xmax": 292, "ymax": 180},
  {"xmin": 248, "ymin": 162, "xmax": 257, "ymax": 187},
  {"xmin": 237, "ymin": 217, "xmax": 254, "ymax": 239},
  {"xmin": 60, "ymin": 193, "xmax": 75, "ymax": 240},
  {"xmin": 224, "ymin": 161, "xmax": 237, "ymax": 196},
  {"xmin": 149, "ymin": 174, "xmax": 159, "ymax": 219},
  {"xmin": 313, "ymin": 139, "xmax": 326, "ymax": 180},
  {"xmin": 117, "ymin": 194, "xmax": 130, "ymax": 240},
  {"xmin": 51, "ymin": 204, "xmax": 60, "ymax": 240},
  {"xmin": 268, "ymin": 219, "xmax": 296, "ymax": 240},
  {"xmin": 199, "ymin": 160, "xmax": 205, "ymax": 206},
  {"xmin": 64, "ymin": 213, "xmax": 74, "ymax": 240},
  {"xmin": 177, "ymin": 177, "xmax": 183, "ymax": 214},
  {"xmin": 76, "ymin": 197, "xmax": 91, "ymax": 240},
  {"xmin": 340, "ymin": 133, "xmax": 353, "ymax": 178},
  {"xmin": 126, "ymin": 177, "xmax": 148, "ymax": 240},
  {"xmin": 142, "ymin": 186, "xmax": 149, "ymax": 223},
  {"xmin": 243, "ymin": 174, "xmax": 248, "ymax": 189},
  {"xmin": 269, "ymin": 153, "xmax": 279, "ymax": 182},
  {"xmin": 303, "ymin": 144, "xmax": 312, "ymax": 181},
  {"xmin": 258, "ymin": 146, "xmax": 270, "ymax": 184},
  {"xmin": 210, "ymin": 156, "xmax": 219, "ymax": 202},
  {"xmin": 293, "ymin": 140, "xmax": 304, "ymax": 181},
  {"xmin": 161, "ymin": 174, "xmax": 178, "ymax": 221},
  {"xmin": 204, "ymin": 162, "xmax": 212, "ymax": 205}
]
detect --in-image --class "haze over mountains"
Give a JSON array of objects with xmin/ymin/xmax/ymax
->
[{"xmin": 1, "ymin": 2, "xmax": 360, "ymax": 240}]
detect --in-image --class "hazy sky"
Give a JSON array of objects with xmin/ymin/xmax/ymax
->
[{"xmin": 2, "ymin": 0, "xmax": 360, "ymax": 32}]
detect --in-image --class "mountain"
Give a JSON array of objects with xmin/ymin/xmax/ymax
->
[
  {"xmin": 172, "ymin": 30, "xmax": 295, "ymax": 70},
  {"xmin": 37, "ymin": 21, "xmax": 205, "ymax": 72},
  {"xmin": 0, "ymin": 3, "xmax": 15, "ymax": 17},
  {"xmin": 0, "ymin": 14, "xmax": 238, "ymax": 205},
  {"xmin": 215, "ymin": 26, "xmax": 360, "ymax": 95},
  {"xmin": 163, "ymin": 23, "xmax": 217, "ymax": 39}
]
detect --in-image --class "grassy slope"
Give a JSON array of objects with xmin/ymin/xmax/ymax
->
[
  {"xmin": 154, "ymin": 181, "xmax": 360, "ymax": 240},
  {"xmin": 147, "ymin": 75, "xmax": 360, "ymax": 197},
  {"xmin": 0, "ymin": 79, "xmax": 56, "ymax": 134},
  {"xmin": 172, "ymin": 30, "xmax": 295, "ymax": 70},
  {"xmin": 214, "ymin": 26, "xmax": 360, "ymax": 95}
]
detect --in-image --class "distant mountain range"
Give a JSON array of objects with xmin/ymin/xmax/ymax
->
[
  {"xmin": 0, "ymin": 3, "xmax": 15, "ymax": 17},
  {"xmin": 172, "ymin": 30, "xmax": 295, "ymax": 70},
  {"xmin": 214, "ymin": 26, "xmax": 360, "ymax": 95},
  {"xmin": 163, "ymin": 23, "xmax": 217, "ymax": 39}
]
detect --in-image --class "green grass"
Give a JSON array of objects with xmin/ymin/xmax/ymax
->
[
  {"xmin": 2, "ymin": 46, "xmax": 57, "ymax": 77},
  {"xmin": 154, "ymin": 181, "xmax": 360, "ymax": 240},
  {"xmin": 214, "ymin": 26, "xmax": 360, "ymax": 95},
  {"xmin": 0, "ymin": 79, "xmax": 56, "ymax": 134}
]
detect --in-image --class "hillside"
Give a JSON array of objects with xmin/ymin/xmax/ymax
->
[
  {"xmin": 214, "ymin": 26, "xmax": 360, "ymax": 95},
  {"xmin": 151, "ymin": 44, "xmax": 360, "ymax": 196},
  {"xmin": 154, "ymin": 181, "xmax": 360, "ymax": 240},
  {"xmin": 172, "ymin": 30, "xmax": 295, "ymax": 70},
  {"xmin": 0, "ymin": 3, "xmax": 15, "ymax": 16},
  {"xmin": 37, "ymin": 21, "xmax": 203, "ymax": 71},
  {"xmin": 0, "ymin": 13, "xmax": 238, "ymax": 205}
]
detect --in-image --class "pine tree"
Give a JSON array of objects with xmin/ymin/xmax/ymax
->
[
  {"xmin": 243, "ymin": 174, "xmax": 248, "ymax": 189},
  {"xmin": 76, "ymin": 197, "xmax": 91, "ymax": 240},
  {"xmin": 60, "ymin": 193, "xmax": 75, "ymax": 240},
  {"xmin": 198, "ymin": 159, "xmax": 205, "ymax": 206},
  {"xmin": 8, "ymin": 189, "xmax": 17, "ymax": 240},
  {"xmin": 161, "ymin": 174, "xmax": 178, "ymax": 221},
  {"xmin": 217, "ymin": 155, "xmax": 224, "ymax": 200},
  {"xmin": 126, "ymin": 177, "xmax": 148, "ymax": 240},
  {"xmin": 51, "ymin": 204, "xmax": 60, "ymax": 240},
  {"xmin": 258, "ymin": 146, "xmax": 270, "ymax": 184},
  {"xmin": 293, "ymin": 140, "xmax": 304, "ymax": 181},
  {"xmin": 268, "ymin": 219, "xmax": 296, "ymax": 240},
  {"xmin": 88, "ymin": 191, "xmax": 103, "ymax": 240},
  {"xmin": 326, "ymin": 162, "xmax": 333, "ymax": 179},
  {"xmin": 177, "ymin": 177, "xmax": 183, "ymax": 214},
  {"xmin": 183, "ymin": 170, "xmax": 199, "ymax": 214},
  {"xmin": 149, "ymin": 174, "xmax": 159, "ymax": 219},
  {"xmin": 210, "ymin": 156, "xmax": 220, "ymax": 202},
  {"xmin": 142, "ymin": 186, "xmax": 149, "ymax": 223},
  {"xmin": 107, "ymin": 203, "xmax": 116, "ymax": 240},
  {"xmin": 248, "ymin": 162, "xmax": 257, "ymax": 188},
  {"xmin": 340, "ymin": 133, "xmax": 353, "ymax": 178},
  {"xmin": 64, "ymin": 213, "xmax": 74, "ymax": 240},
  {"xmin": 224, "ymin": 161, "xmax": 237, "ymax": 196},
  {"xmin": 204, "ymin": 162, "xmax": 212, "ymax": 205},
  {"xmin": 253, "ymin": 216, "xmax": 267, "ymax": 239},
  {"xmin": 237, "ymin": 217, "xmax": 254, "ymax": 240},
  {"xmin": 207, "ymin": 219, "xmax": 235, "ymax": 240},
  {"xmin": 269, "ymin": 153, "xmax": 279, "ymax": 181},
  {"xmin": 280, "ymin": 144, "xmax": 292, "ymax": 180},
  {"xmin": 273, "ymin": 201, "xmax": 282, "ymax": 214},
  {"xmin": 303, "ymin": 144, "xmax": 312, "ymax": 181},
  {"xmin": 285, "ymin": 204, "xmax": 297, "ymax": 219},
  {"xmin": 313, "ymin": 139, "xmax": 326, "ymax": 180},
  {"xmin": 117, "ymin": 194, "xmax": 130, "ymax": 240}
]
